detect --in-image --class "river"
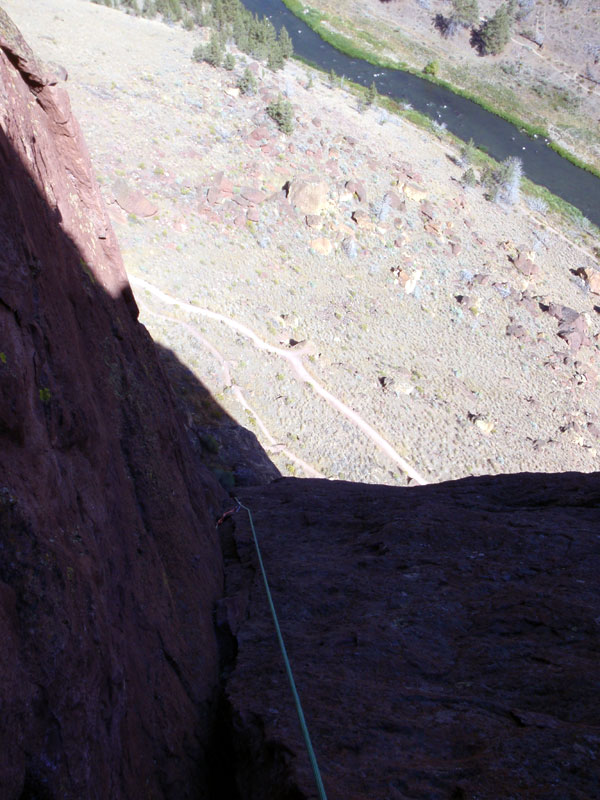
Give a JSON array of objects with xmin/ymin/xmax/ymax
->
[{"xmin": 241, "ymin": 0, "xmax": 600, "ymax": 227}]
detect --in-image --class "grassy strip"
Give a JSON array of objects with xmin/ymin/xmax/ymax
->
[
  {"xmin": 281, "ymin": 0, "xmax": 600, "ymax": 179},
  {"xmin": 281, "ymin": 0, "xmax": 398, "ymax": 68}
]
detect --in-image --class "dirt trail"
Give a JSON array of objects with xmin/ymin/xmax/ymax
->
[
  {"xmin": 141, "ymin": 304, "xmax": 326, "ymax": 478},
  {"xmin": 132, "ymin": 276, "xmax": 430, "ymax": 485}
]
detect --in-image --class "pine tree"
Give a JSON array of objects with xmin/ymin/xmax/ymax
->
[
  {"xmin": 480, "ymin": 3, "xmax": 512, "ymax": 55},
  {"xmin": 204, "ymin": 31, "xmax": 224, "ymax": 66},
  {"xmin": 266, "ymin": 94, "xmax": 294, "ymax": 134},
  {"xmin": 452, "ymin": 0, "xmax": 479, "ymax": 27},
  {"xmin": 267, "ymin": 42, "xmax": 284, "ymax": 71},
  {"xmin": 238, "ymin": 66, "xmax": 257, "ymax": 95},
  {"xmin": 278, "ymin": 26, "xmax": 293, "ymax": 60},
  {"xmin": 365, "ymin": 81, "xmax": 378, "ymax": 106}
]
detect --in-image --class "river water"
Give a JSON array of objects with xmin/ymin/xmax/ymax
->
[{"xmin": 242, "ymin": 0, "xmax": 600, "ymax": 226}]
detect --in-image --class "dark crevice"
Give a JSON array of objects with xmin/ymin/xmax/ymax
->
[{"xmin": 208, "ymin": 516, "xmax": 307, "ymax": 800}]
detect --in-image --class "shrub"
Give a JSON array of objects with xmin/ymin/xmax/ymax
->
[
  {"xmin": 484, "ymin": 155, "xmax": 522, "ymax": 204},
  {"xmin": 460, "ymin": 137, "xmax": 478, "ymax": 166},
  {"xmin": 461, "ymin": 167, "xmax": 477, "ymax": 186},
  {"xmin": 266, "ymin": 94, "xmax": 294, "ymax": 134},
  {"xmin": 223, "ymin": 52, "xmax": 236, "ymax": 70},
  {"xmin": 423, "ymin": 59, "xmax": 439, "ymax": 76},
  {"xmin": 192, "ymin": 44, "xmax": 205, "ymax": 62},
  {"xmin": 526, "ymin": 196, "xmax": 548, "ymax": 214}
]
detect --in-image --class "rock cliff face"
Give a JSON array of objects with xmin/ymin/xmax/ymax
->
[
  {"xmin": 223, "ymin": 476, "xmax": 600, "ymax": 799},
  {"xmin": 2, "ymin": 9, "xmax": 599, "ymax": 800},
  {"xmin": 0, "ymin": 10, "xmax": 225, "ymax": 798}
]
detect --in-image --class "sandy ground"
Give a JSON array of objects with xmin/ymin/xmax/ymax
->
[{"xmin": 4, "ymin": 0, "xmax": 600, "ymax": 486}]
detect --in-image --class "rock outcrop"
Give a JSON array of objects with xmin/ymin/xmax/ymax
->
[
  {"xmin": 0, "ymin": 10, "xmax": 224, "ymax": 798},
  {"xmin": 2, "ymin": 9, "xmax": 600, "ymax": 800},
  {"xmin": 222, "ymin": 475, "xmax": 600, "ymax": 799}
]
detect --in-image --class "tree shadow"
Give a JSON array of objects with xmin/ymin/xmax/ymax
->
[
  {"xmin": 433, "ymin": 13, "xmax": 458, "ymax": 38},
  {"xmin": 470, "ymin": 24, "xmax": 486, "ymax": 55}
]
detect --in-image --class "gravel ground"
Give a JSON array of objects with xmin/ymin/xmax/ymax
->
[{"xmin": 5, "ymin": 0, "xmax": 600, "ymax": 486}]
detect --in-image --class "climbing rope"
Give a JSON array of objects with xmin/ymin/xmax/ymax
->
[{"xmin": 219, "ymin": 499, "xmax": 328, "ymax": 800}]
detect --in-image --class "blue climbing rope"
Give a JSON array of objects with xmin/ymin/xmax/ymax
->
[{"xmin": 233, "ymin": 498, "xmax": 328, "ymax": 800}]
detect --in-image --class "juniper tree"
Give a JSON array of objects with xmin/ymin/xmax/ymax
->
[
  {"xmin": 204, "ymin": 31, "xmax": 224, "ymax": 66},
  {"xmin": 484, "ymin": 155, "xmax": 522, "ymax": 204}
]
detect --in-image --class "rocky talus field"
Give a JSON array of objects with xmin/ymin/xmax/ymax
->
[{"xmin": 5, "ymin": 0, "xmax": 600, "ymax": 487}]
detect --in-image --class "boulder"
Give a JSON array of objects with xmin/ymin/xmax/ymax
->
[
  {"xmin": 512, "ymin": 252, "xmax": 539, "ymax": 277},
  {"xmin": 112, "ymin": 178, "xmax": 158, "ymax": 217},
  {"xmin": 287, "ymin": 177, "xmax": 329, "ymax": 214},
  {"xmin": 305, "ymin": 214, "xmax": 322, "ymax": 229},
  {"xmin": 345, "ymin": 179, "xmax": 367, "ymax": 203},
  {"xmin": 351, "ymin": 209, "xmax": 371, "ymax": 228},
  {"xmin": 582, "ymin": 267, "xmax": 600, "ymax": 295},
  {"xmin": 402, "ymin": 182, "xmax": 427, "ymax": 202},
  {"xmin": 310, "ymin": 236, "xmax": 333, "ymax": 255},
  {"xmin": 383, "ymin": 190, "xmax": 405, "ymax": 211},
  {"xmin": 241, "ymin": 186, "xmax": 267, "ymax": 204}
]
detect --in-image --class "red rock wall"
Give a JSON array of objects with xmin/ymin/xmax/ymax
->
[{"xmin": 0, "ymin": 10, "xmax": 224, "ymax": 798}]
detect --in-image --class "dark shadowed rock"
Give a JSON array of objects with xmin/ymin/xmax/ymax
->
[
  {"xmin": 0, "ymin": 12, "xmax": 224, "ymax": 798},
  {"xmin": 221, "ymin": 475, "xmax": 600, "ymax": 799}
]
